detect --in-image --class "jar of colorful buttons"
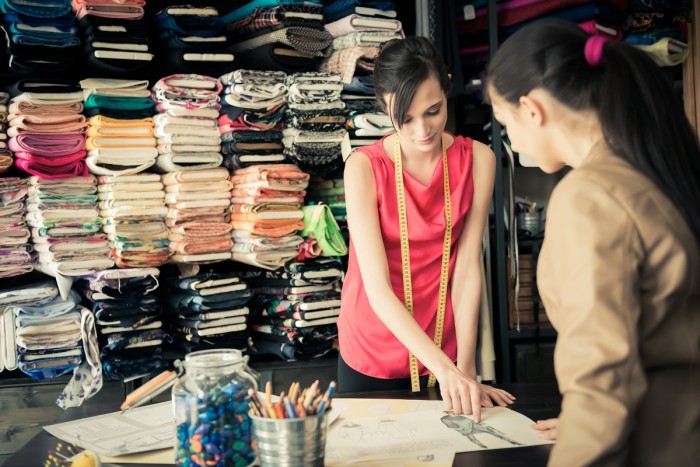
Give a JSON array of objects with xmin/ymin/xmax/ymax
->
[{"xmin": 172, "ymin": 349, "xmax": 259, "ymax": 467}]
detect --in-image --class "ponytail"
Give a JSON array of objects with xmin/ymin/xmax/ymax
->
[{"xmin": 487, "ymin": 19, "xmax": 700, "ymax": 244}]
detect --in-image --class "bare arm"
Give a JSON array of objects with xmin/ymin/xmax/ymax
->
[
  {"xmin": 451, "ymin": 140, "xmax": 495, "ymax": 380},
  {"xmin": 344, "ymin": 145, "xmax": 483, "ymax": 420}
]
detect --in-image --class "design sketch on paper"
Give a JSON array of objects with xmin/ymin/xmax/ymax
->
[
  {"xmin": 336, "ymin": 418, "xmax": 418, "ymax": 442},
  {"xmin": 440, "ymin": 415, "xmax": 523, "ymax": 449}
]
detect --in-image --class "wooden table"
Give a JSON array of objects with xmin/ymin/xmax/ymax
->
[{"xmin": 5, "ymin": 382, "xmax": 561, "ymax": 466}]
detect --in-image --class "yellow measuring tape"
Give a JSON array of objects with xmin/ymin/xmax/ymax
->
[{"xmin": 394, "ymin": 134, "xmax": 452, "ymax": 392}]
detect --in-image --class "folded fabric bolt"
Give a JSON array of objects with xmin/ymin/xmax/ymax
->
[
  {"xmin": 8, "ymin": 101, "xmax": 83, "ymax": 116},
  {"xmin": 36, "ymin": 257, "xmax": 115, "ymax": 277},
  {"xmin": 231, "ymin": 250, "xmax": 299, "ymax": 270},
  {"xmin": 7, "ymin": 114, "xmax": 88, "ymax": 135},
  {"xmin": 86, "ymin": 135, "xmax": 157, "ymax": 149},
  {"xmin": 0, "ymin": 308, "xmax": 18, "ymax": 372},
  {"xmin": 171, "ymin": 251, "xmax": 231, "ymax": 263},
  {"xmin": 97, "ymin": 190, "xmax": 165, "ymax": 201},
  {"xmin": 152, "ymin": 113, "xmax": 216, "ymax": 127},
  {"xmin": 157, "ymin": 135, "xmax": 221, "ymax": 146},
  {"xmin": 154, "ymin": 124, "xmax": 220, "ymax": 138},
  {"xmin": 88, "ymin": 147, "xmax": 159, "ymax": 159},
  {"xmin": 165, "ymin": 179, "xmax": 231, "ymax": 193},
  {"xmin": 86, "ymin": 155, "xmax": 156, "ymax": 176},
  {"xmin": 230, "ymin": 26, "xmax": 332, "ymax": 57},
  {"xmin": 153, "ymin": 153, "xmax": 224, "ymax": 173},
  {"xmin": 324, "ymin": 13, "xmax": 403, "ymax": 37},
  {"xmin": 231, "ymin": 164, "xmax": 310, "ymax": 190},
  {"xmin": 162, "ymin": 167, "xmax": 230, "ymax": 185},
  {"xmin": 319, "ymin": 46, "xmax": 379, "ymax": 83},
  {"xmin": 160, "ymin": 106, "xmax": 220, "ymax": 119},
  {"xmin": 9, "ymin": 134, "xmax": 86, "ymax": 156},
  {"xmin": 633, "ymin": 37, "xmax": 690, "ymax": 66},
  {"xmin": 87, "ymin": 125, "xmax": 154, "ymax": 137},
  {"xmin": 15, "ymin": 158, "xmax": 89, "ymax": 179},
  {"xmin": 80, "ymin": 77, "xmax": 150, "ymax": 95},
  {"xmin": 331, "ymin": 30, "xmax": 401, "ymax": 50},
  {"xmin": 152, "ymin": 73, "xmax": 223, "ymax": 101}
]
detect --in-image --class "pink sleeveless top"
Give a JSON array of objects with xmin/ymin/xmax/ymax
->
[{"xmin": 338, "ymin": 133, "xmax": 475, "ymax": 378}]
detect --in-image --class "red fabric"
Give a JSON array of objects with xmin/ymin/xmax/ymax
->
[
  {"xmin": 338, "ymin": 134, "xmax": 475, "ymax": 379},
  {"xmin": 458, "ymin": 0, "xmax": 590, "ymax": 34}
]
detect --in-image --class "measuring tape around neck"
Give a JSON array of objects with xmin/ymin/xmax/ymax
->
[{"xmin": 394, "ymin": 134, "xmax": 452, "ymax": 392}]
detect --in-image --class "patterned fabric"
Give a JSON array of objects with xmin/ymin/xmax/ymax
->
[
  {"xmin": 319, "ymin": 46, "xmax": 379, "ymax": 83},
  {"xmin": 226, "ymin": 5, "xmax": 324, "ymax": 35},
  {"xmin": 229, "ymin": 26, "xmax": 333, "ymax": 57},
  {"xmin": 331, "ymin": 30, "xmax": 401, "ymax": 50}
]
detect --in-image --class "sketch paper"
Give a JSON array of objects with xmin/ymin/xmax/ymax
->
[
  {"xmin": 44, "ymin": 401, "xmax": 174, "ymax": 456},
  {"xmin": 326, "ymin": 406, "xmax": 552, "ymax": 465}
]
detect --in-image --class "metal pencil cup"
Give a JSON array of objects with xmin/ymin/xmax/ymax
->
[
  {"xmin": 251, "ymin": 410, "xmax": 330, "ymax": 467},
  {"xmin": 517, "ymin": 211, "xmax": 544, "ymax": 236}
]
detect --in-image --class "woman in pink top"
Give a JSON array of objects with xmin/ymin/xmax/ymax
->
[{"xmin": 339, "ymin": 36, "xmax": 514, "ymax": 420}]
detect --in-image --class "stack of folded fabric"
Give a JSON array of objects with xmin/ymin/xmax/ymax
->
[
  {"xmin": 306, "ymin": 177, "xmax": 346, "ymax": 223},
  {"xmin": 151, "ymin": 74, "xmax": 224, "ymax": 173},
  {"xmin": 26, "ymin": 176, "xmax": 114, "ymax": 287},
  {"xmin": 78, "ymin": 268, "xmax": 169, "ymax": 380},
  {"xmin": 151, "ymin": 4, "xmax": 235, "ymax": 76},
  {"xmin": 0, "ymin": 281, "xmax": 60, "ymax": 375},
  {"xmin": 97, "ymin": 173, "xmax": 171, "ymax": 268},
  {"xmin": 230, "ymin": 164, "xmax": 310, "ymax": 270},
  {"xmin": 161, "ymin": 272, "xmax": 253, "ymax": 354},
  {"xmin": 323, "ymin": 0, "xmax": 403, "ymax": 47},
  {"xmin": 224, "ymin": 0, "xmax": 334, "ymax": 73},
  {"xmin": 162, "ymin": 168, "xmax": 233, "ymax": 264},
  {"xmin": 81, "ymin": 78, "xmax": 158, "ymax": 176},
  {"xmin": 0, "ymin": 177, "xmax": 33, "ymax": 278},
  {"xmin": 12, "ymin": 282, "xmax": 83, "ymax": 379},
  {"xmin": 8, "ymin": 80, "xmax": 88, "ymax": 179},
  {"xmin": 248, "ymin": 257, "xmax": 343, "ymax": 361},
  {"xmin": 321, "ymin": 4, "xmax": 403, "ymax": 84},
  {"xmin": 73, "ymin": 0, "xmax": 153, "ymax": 77},
  {"xmin": 219, "ymin": 70, "xmax": 289, "ymax": 171},
  {"xmin": 283, "ymin": 72, "xmax": 349, "ymax": 177},
  {"xmin": 623, "ymin": 0, "xmax": 692, "ymax": 67},
  {"xmin": 0, "ymin": 0, "xmax": 80, "ymax": 75},
  {"xmin": 344, "ymin": 109, "xmax": 392, "ymax": 150},
  {"xmin": 0, "ymin": 92, "xmax": 10, "ymax": 174}
]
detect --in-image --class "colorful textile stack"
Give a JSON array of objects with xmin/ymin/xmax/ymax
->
[
  {"xmin": 97, "ymin": 173, "xmax": 171, "ymax": 268},
  {"xmin": 224, "ymin": 0, "xmax": 332, "ymax": 73},
  {"xmin": 248, "ymin": 257, "xmax": 343, "ymax": 360},
  {"xmin": 219, "ymin": 70, "xmax": 289, "ymax": 170},
  {"xmin": 345, "ymin": 108, "xmax": 392, "ymax": 150},
  {"xmin": 9, "ymin": 281, "xmax": 84, "ymax": 379},
  {"xmin": 26, "ymin": 175, "xmax": 113, "ymax": 296},
  {"xmin": 161, "ymin": 272, "xmax": 253, "ymax": 354},
  {"xmin": 72, "ymin": 0, "xmax": 153, "ymax": 76},
  {"xmin": 78, "ymin": 268, "xmax": 169, "ymax": 380},
  {"xmin": 1, "ymin": 0, "xmax": 80, "ymax": 74},
  {"xmin": 624, "ymin": 0, "xmax": 692, "ymax": 67},
  {"xmin": 152, "ymin": 74, "xmax": 224, "ymax": 173},
  {"xmin": 163, "ymin": 168, "xmax": 233, "ymax": 264},
  {"xmin": 0, "ymin": 177, "xmax": 32, "ymax": 278},
  {"xmin": 151, "ymin": 5, "xmax": 235, "ymax": 76},
  {"xmin": 0, "ymin": 92, "xmax": 10, "ymax": 174},
  {"xmin": 8, "ymin": 80, "xmax": 88, "ymax": 179},
  {"xmin": 230, "ymin": 164, "xmax": 310, "ymax": 270},
  {"xmin": 81, "ymin": 78, "xmax": 157, "ymax": 176},
  {"xmin": 283, "ymin": 72, "xmax": 349, "ymax": 177},
  {"xmin": 0, "ymin": 282, "xmax": 60, "ymax": 375}
]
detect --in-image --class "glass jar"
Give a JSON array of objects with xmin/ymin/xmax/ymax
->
[{"xmin": 172, "ymin": 349, "xmax": 259, "ymax": 467}]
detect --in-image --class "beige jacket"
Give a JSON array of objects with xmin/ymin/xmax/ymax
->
[{"xmin": 538, "ymin": 142, "xmax": 700, "ymax": 467}]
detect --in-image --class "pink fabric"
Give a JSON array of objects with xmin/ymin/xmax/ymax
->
[
  {"xmin": 9, "ymin": 134, "xmax": 86, "ymax": 156},
  {"xmin": 338, "ymin": 134, "xmax": 475, "ymax": 379}
]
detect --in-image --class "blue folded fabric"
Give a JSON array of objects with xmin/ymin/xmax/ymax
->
[
  {"xmin": 18, "ymin": 355, "xmax": 82, "ymax": 380},
  {"xmin": 323, "ymin": 0, "xmax": 395, "ymax": 16},
  {"xmin": 0, "ymin": 0, "xmax": 72, "ymax": 19},
  {"xmin": 3, "ymin": 11, "xmax": 74, "ymax": 28}
]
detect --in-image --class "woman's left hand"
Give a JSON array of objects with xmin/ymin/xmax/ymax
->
[{"xmin": 478, "ymin": 384, "xmax": 516, "ymax": 408}]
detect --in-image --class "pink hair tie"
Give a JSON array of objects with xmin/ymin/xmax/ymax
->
[{"xmin": 584, "ymin": 35, "xmax": 609, "ymax": 67}]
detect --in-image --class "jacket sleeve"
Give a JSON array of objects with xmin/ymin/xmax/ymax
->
[{"xmin": 539, "ymin": 175, "xmax": 647, "ymax": 467}]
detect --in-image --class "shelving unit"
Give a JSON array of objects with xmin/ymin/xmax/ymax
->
[{"xmin": 483, "ymin": 0, "xmax": 558, "ymax": 383}]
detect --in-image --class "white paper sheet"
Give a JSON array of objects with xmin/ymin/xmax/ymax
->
[
  {"xmin": 326, "ymin": 406, "xmax": 552, "ymax": 465},
  {"xmin": 44, "ymin": 401, "xmax": 174, "ymax": 456}
]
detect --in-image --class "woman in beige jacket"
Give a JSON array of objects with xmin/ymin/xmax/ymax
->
[{"xmin": 486, "ymin": 19, "xmax": 700, "ymax": 467}]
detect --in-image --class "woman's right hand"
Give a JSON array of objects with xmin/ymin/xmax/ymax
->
[
  {"xmin": 438, "ymin": 367, "xmax": 484, "ymax": 422},
  {"xmin": 532, "ymin": 418, "xmax": 559, "ymax": 440}
]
